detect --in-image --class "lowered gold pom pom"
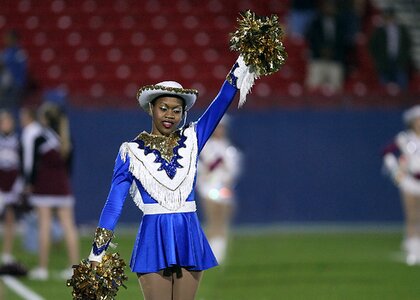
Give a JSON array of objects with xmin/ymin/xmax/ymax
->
[
  {"xmin": 66, "ymin": 253, "xmax": 128, "ymax": 300},
  {"xmin": 230, "ymin": 10, "xmax": 287, "ymax": 76}
]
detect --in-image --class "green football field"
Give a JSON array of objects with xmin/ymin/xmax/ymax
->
[{"xmin": 2, "ymin": 228, "xmax": 420, "ymax": 300}]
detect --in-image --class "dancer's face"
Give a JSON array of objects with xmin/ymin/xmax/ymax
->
[
  {"xmin": 0, "ymin": 112, "xmax": 14, "ymax": 134},
  {"xmin": 151, "ymin": 96, "xmax": 184, "ymax": 136}
]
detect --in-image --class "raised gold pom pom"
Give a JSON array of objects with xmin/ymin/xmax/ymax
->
[{"xmin": 230, "ymin": 10, "xmax": 287, "ymax": 76}]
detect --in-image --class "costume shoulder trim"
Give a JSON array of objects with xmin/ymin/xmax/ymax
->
[{"xmin": 119, "ymin": 126, "xmax": 198, "ymax": 210}]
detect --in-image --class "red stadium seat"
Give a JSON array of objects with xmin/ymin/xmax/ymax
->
[{"xmin": 0, "ymin": 0, "xmax": 413, "ymax": 108}]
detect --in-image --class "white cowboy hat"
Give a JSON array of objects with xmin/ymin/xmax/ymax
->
[
  {"xmin": 136, "ymin": 81, "xmax": 198, "ymax": 114},
  {"xmin": 403, "ymin": 105, "xmax": 420, "ymax": 125}
]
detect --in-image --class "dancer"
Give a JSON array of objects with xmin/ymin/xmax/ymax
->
[
  {"xmin": 20, "ymin": 104, "xmax": 79, "ymax": 280},
  {"xmin": 196, "ymin": 116, "xmax": 242, "ymax": 263},
  {"xmin": 80, "ymin": 11, "xmax": 286, "ymax": 300},
  {"xmin": 0, "ymin": 110, "xmax": 24, "ymax": 271},
  {"xmin": 383, "ymin": 105, "xmax": 420, "ymax": 265}
]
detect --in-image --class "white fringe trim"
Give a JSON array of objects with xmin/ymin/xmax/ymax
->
[
  {"xmin": 129, "ymin": 182, "xmax": 144, "ymax": 211},
  {"xmin": 120, "ymin": 127, "xmax": 198, "ymax": 211},
  {"xmin": 234, "ymin": 55, "xmax": 258, "ymax": 108},
  {"xmin": 238, "ymin": 69, "xmax": 257, "ymax": 107}
]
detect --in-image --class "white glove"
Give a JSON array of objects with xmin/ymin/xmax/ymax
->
[
  {"xmin": 88, "ymin": 248, "xmax": 105, "ymax": 263},
  {"xmin": 226, "ymin": 56, "xmax": 257, "ymax": 107}
]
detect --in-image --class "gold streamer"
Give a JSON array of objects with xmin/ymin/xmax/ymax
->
[
  {"xmin": 230, "ymin": 10, "xmax": 287, "ymax": 76},
  {"xmin": 66, "ymin": 253, "xmax": 128, "ymax": 300}
]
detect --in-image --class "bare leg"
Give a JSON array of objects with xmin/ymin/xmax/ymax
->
[
  {"xmin": 402, "ymin": 192, "xmax": 419, "ymax": 239},
  {"xmin": 204, "ymin": 199, "xmax": 219, "ymax": 238},
  {"xmin": 413, "ymin": 195, "xmax": 420, "ymax": 237},
  {"xmin": 205, "ymin": 199, "xmax": 233, "ymax": 238},
  {"xmin": 57, "ymin": 206, "xmax": 79, "ymax": 266},
  {"xmin": 172, "ymin": 268, "xmax": 203, "ymax": 300},
  {"xmin": 37, "ymin": 206, "xmax": 52, "ymax": 269},
  {"xmin": 400, "ymin": 192, "xmax": 420, "ymax": 265},
  {"xmin": 2, "ymin": 206, "xmax": 16, "ymax": 260},
  {"xmin": 205, "ymin": 199, "xmax": 233, "ymax": 263},
  {"xmin": 138, "ymin": 270, "xmax": 172, "ymax": 300}
]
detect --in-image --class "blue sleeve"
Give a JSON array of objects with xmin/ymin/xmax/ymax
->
[
  {"xmin": 98, "ymin": 151, "xmax": 134, "ymax": 230},
  {"xmin": 196, "ymin": 81, "xmax": 237, "ymax": 152}
]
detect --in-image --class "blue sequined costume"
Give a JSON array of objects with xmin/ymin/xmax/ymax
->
[{"xmin": 95, "ymin": 81, "xmax": 237, "ymax": 273}]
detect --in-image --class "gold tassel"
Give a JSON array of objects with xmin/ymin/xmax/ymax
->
[{"xmin": 230, "ymin": 10, "xmax": 287, "ymax": 77}]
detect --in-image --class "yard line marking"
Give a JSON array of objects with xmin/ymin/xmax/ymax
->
[{"xmin": 1, "ymin": 275, "xmax": 45, "ymax": 300}]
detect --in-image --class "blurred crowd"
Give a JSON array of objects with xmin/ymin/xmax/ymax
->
[
  {"xmin": 0, "ymin": 0, "xmax": 417, "ymax": 110},
  {"xmin": 287, "ymin": 0, "xmax": 414, "ymax": 95}
]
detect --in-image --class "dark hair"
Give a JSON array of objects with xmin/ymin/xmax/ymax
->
[{"xmin": 39, "ymin": 103, "xmax": 64, "ymax": 133}]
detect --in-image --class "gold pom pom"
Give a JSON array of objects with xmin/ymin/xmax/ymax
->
[
  {"xmin": 230, "ymin": 10, "xmax": 287, "ymax": 76},
  {"xmin": 66, "ymin": 253, "xmax": 128, "ymax": 300}
]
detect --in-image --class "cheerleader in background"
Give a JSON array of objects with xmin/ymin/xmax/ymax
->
[
  {"xmin": 383, "ymin": 105, "xmax": 420, "ymax": 265},
  {"xmin": 0, "ymin": 110, "xmax": 24, "ymax": 268},
  {"xmin": 20, "ymin": 104, "xmax": 79, "ymax": 280},
  {"xmin": 196, "ymin": 116, "xmax": 242, "ymax": 264}
]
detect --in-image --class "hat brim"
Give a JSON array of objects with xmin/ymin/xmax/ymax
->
[{"xmin": 137, "ymin": 85, "xmax": 198, "ymax": 114}]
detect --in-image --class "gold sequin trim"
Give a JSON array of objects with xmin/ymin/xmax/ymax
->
[
  {"xmin": 136, "ymin": 85, "xmax": 198, "ymax": 100},
  {"xmin": 93, "ymin": 227, "xmax": 113, "ymax": 249},
  {"xmin": 136, "ymin": 131, "xmax": 181, "ymax": 162}
]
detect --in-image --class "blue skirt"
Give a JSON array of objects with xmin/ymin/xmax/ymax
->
[{"xmin": 129, "ymin": 212, "xmax": 218, "ymax": 273}]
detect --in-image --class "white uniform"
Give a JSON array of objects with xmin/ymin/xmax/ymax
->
[
  {"xmin": 384, "ymin": 130, "xmax": 420, "ymax": 195},
  {"xmin": 383, "ymin": 129, "xmax": 420, "ymax": 265},
  {"xmin": 197, "ymin": 138, "xmax": 241, "ymax": 204}
]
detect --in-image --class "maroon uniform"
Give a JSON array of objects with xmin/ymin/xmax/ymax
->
[{"xmin": 21, "ymin": 122, "xmax": 73, "ymax": 207}]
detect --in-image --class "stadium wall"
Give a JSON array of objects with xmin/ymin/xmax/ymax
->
[{"xmin": 68, "ymin": 107, "xmax": 405, "ymax": 226}]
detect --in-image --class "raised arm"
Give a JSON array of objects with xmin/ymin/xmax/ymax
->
[
  {"xmin": 195, "ymin": 80, "xmax": 237, "ymax": 152},
  {"xmin": 195, "ymin": 55, "xmax": 257, "ymax": 151},
  {"xmin": 196, "ymin": 10, "xmax": 287, "ymax": 151}
]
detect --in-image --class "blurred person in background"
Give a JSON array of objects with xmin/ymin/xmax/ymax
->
[
  {"xmin": 20, "ymin": 104, "xmax": 79, "ymax": 280},
  {"xmin": 305, "ymin": 0, "xmax": 348, "ymax": 94},
  {"xmin": 196, "ymin": 115, "xmax": 242, "ymax": 264},
  {"xmin": 0, "ymin": 30, "xmax": 27, "ymax": 111},
  {"xmin": 369, "ymin": 7, "xmax": 412, "ymax": 91},
  {"xmin": 383, "ymin": 105, "xmax": 420, "ymax": 265},
  {"xmin": 336, "ymin": 0, "xmax": 369, "ymax": 75},
  {"xmin": 21, "ymin": 90, "xmax": 71, "ymax": 255},
  {"xmin": 286, "ymin": 0, "xmax": 317, "ymax": 40},
  {"xmin": 0, "ymin": 110, "xmax": 26, "ymax": 275}
]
